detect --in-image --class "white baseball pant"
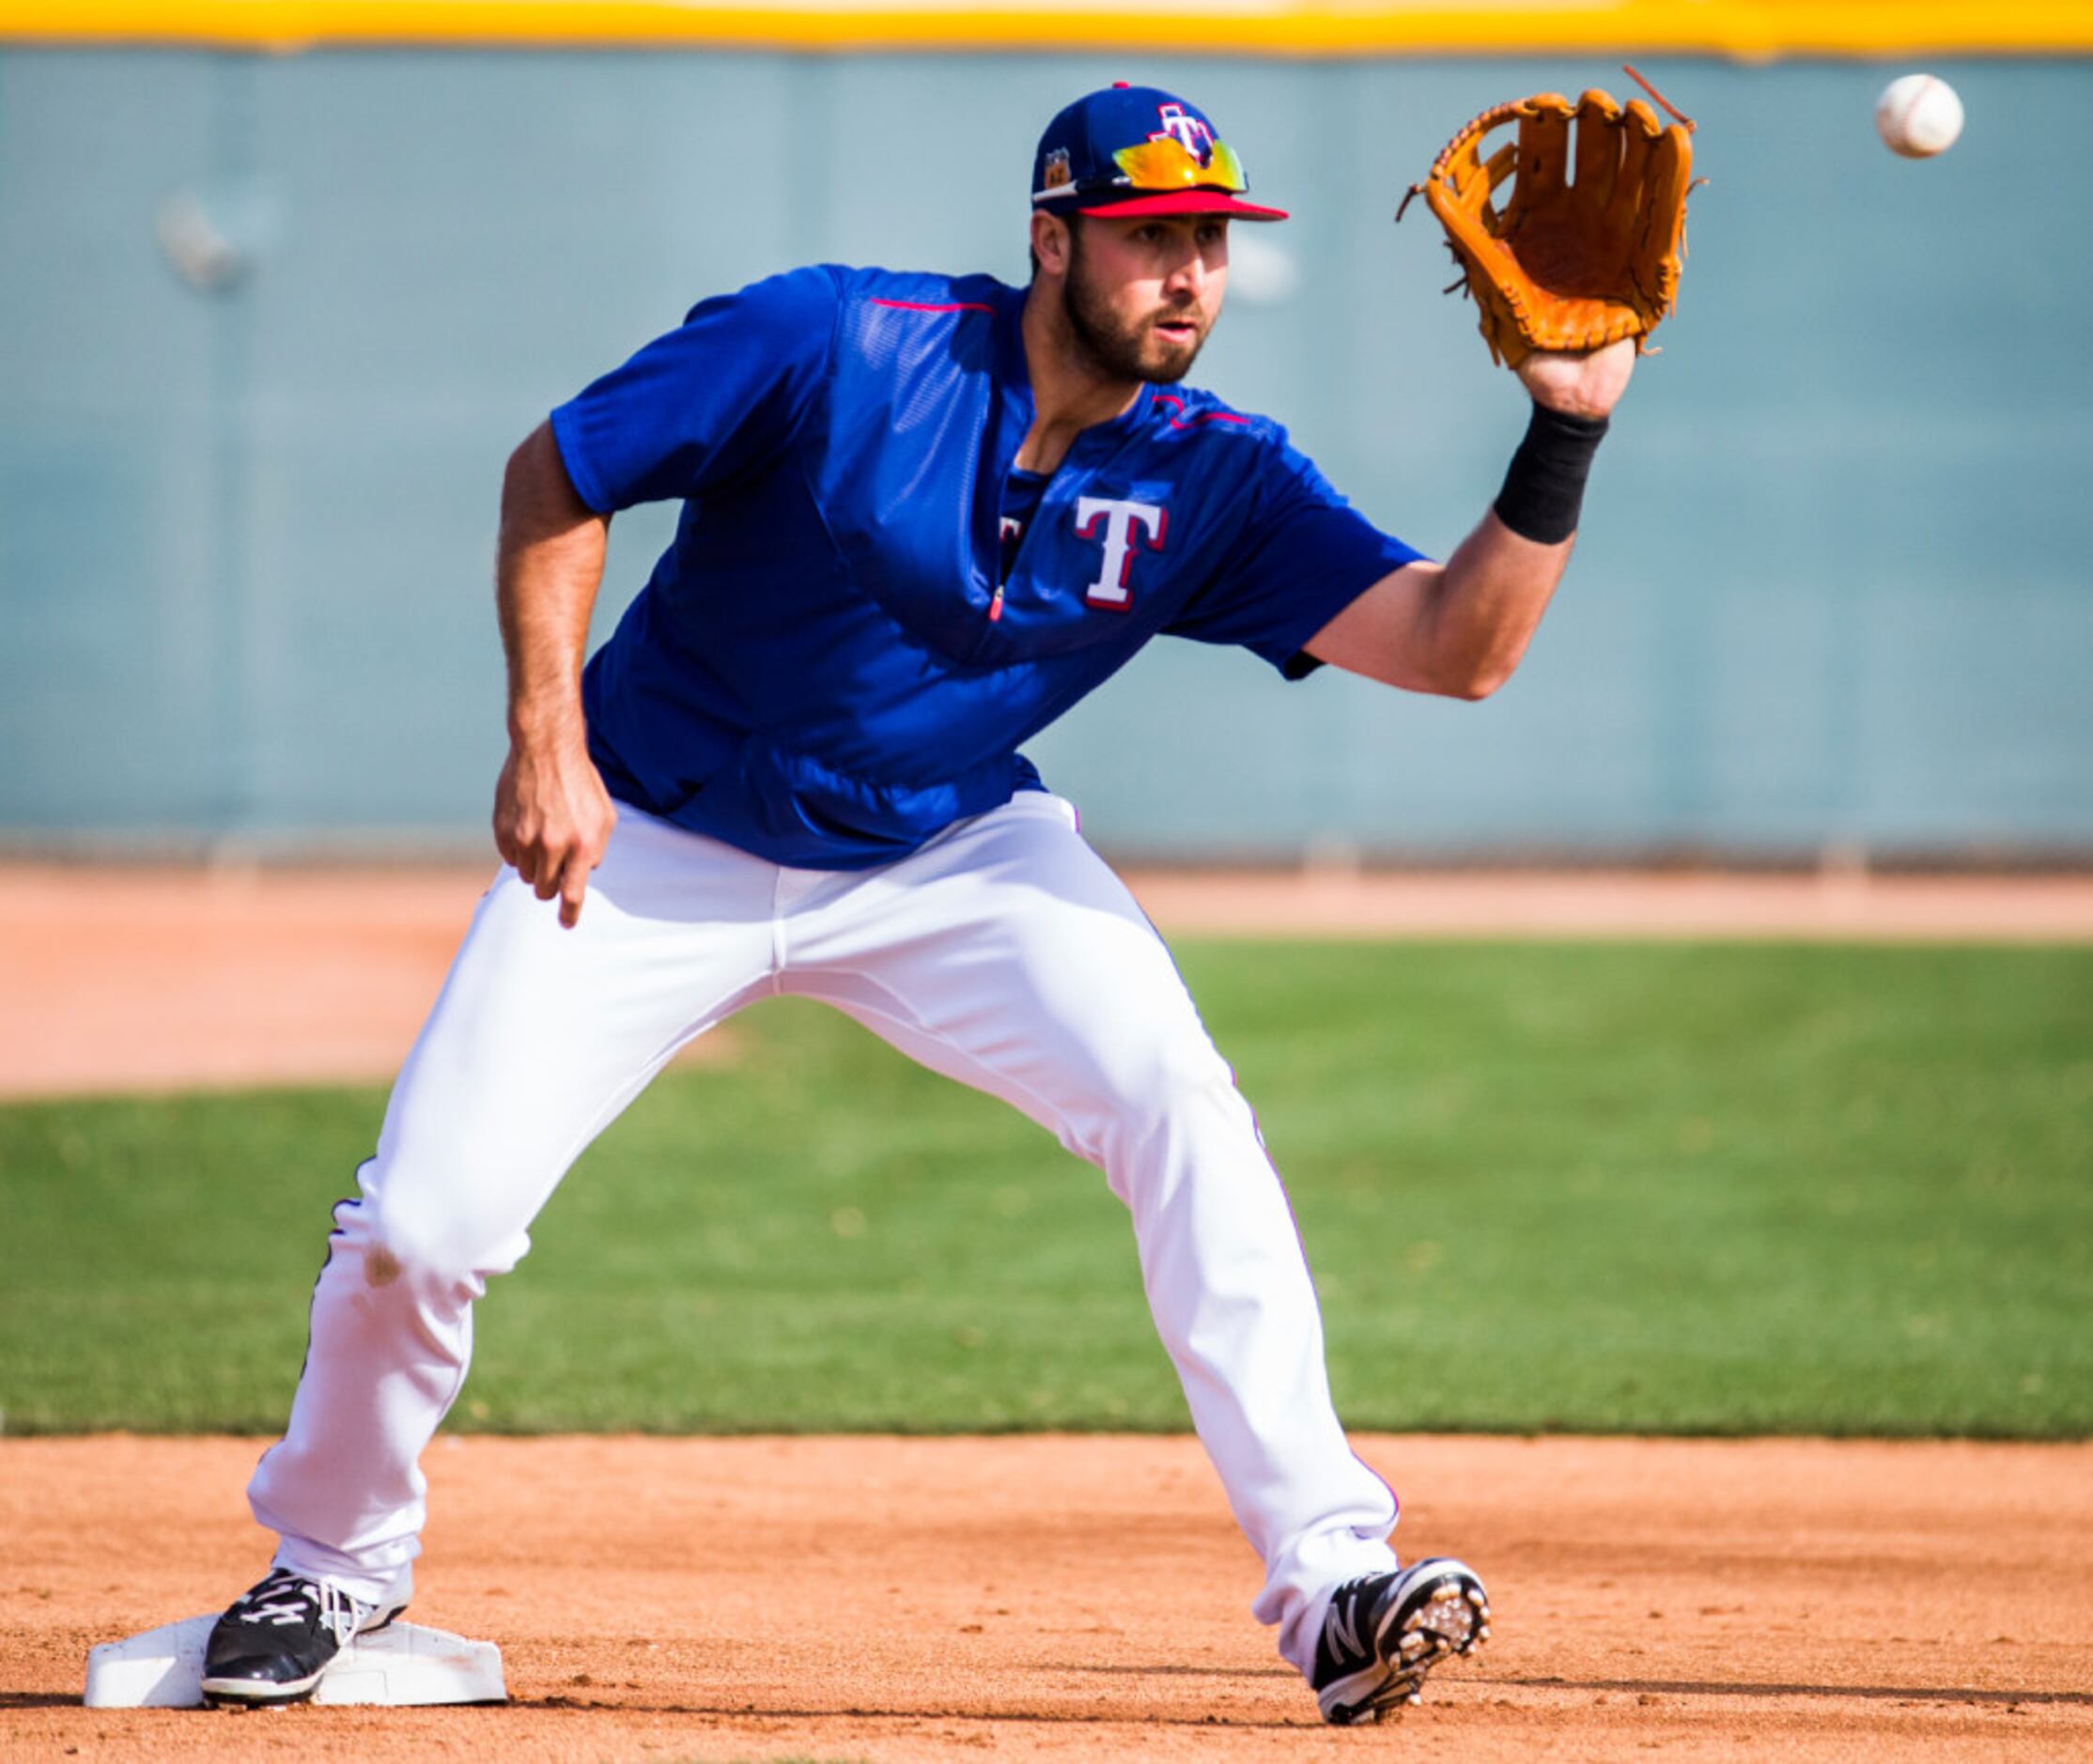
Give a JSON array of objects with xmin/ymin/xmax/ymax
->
[{"xmin": 246, "ymin": 792, "xmax": 1399, "ymax": 1673}]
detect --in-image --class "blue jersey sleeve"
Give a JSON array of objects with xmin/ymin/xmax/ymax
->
[
  {"xmin": 549, "ymin": 265, "xmax": 841, "ymax": 513},
  {"xmin": 1165, "ymin": 431, "xmax": 1427, "ymax": 679}
]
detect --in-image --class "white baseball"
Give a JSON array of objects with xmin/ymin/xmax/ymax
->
[{"xmin": 1875, "ymin": 74, "xmax": 1963, "ymax": 159}]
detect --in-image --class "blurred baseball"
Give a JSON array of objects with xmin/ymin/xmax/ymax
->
[{"xmin": 1875, "ymin": 74, "xmax": 1963, "ymax": 159}]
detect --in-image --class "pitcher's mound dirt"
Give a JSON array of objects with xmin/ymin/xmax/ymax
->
[{"xmin": 5, "ymin": 1433, "xmax": 2088, "ymax": 1761}]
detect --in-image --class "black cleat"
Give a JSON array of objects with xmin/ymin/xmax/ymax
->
[
  {"xmin": 199, "ymin": 1567, "xmax": 408, "ymax": 1707},
  {"xmin": 1311, "ymin": 1557, "xmax": 1490, "ymax": 1725}
]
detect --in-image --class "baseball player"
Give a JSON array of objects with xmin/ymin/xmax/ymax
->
[{"xmin": 200, "ymin": 82, "xmax": 1633, "ymax": 1724}]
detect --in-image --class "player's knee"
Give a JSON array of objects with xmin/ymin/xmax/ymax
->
[
  {"xmin": 1091, "ymin": 1033, "xmax": 1239, "ymax": 1139},
  {"xmin": 358, "ymin": 1197, "xmax": 491, "ymax": 1302}
]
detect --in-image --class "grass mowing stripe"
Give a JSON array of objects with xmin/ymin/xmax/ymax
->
[{"xmin": 2, "ymin": 941, "xmax": 2087, "ymax": 1436}]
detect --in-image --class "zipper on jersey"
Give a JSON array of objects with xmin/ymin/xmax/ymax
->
[{"xmin": 987, "ymin": 585, "xmax": 1004, "ymax": 622}]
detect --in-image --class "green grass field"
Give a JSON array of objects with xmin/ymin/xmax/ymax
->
[{"xmin": 3, "ymin": 942, "xmax": 2088, "ymax": 1438}]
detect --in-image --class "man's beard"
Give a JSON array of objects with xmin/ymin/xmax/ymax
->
[{"xmin": 1062, "ymin": 231, "xmax": 1207, "ymax": 385}]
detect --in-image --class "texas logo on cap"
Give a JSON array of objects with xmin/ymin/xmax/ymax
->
[{"xmin": 1031, "ymin": 83, "xmax": 1289, "ymax": 222}]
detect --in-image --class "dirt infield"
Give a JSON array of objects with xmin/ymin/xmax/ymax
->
[
  {"xmin": 8, "ymin": 861, "xmax": 2092, "ymax": 1098},
  {"xmin": 10, "ymin": 868, "xmax": 2090, "ymax": 1759},
  {"xmin": 5, "ymin": 1433, "xmax": 2088, "ymax": 1761}
]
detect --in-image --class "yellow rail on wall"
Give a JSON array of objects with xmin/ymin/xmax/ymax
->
[{"xmin": 7, "ymin": 0, "xmax": 2090, "ymax": 55}]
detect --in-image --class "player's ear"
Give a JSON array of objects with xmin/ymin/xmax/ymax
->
[{"xmin": 1031, "ymin": 211, "xmax": 1073, "ymax": 281}]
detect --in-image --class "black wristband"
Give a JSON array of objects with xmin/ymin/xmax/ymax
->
[{"xmin": 1493, "ymin": 402, "xmax": 1609, "ymax": 546}]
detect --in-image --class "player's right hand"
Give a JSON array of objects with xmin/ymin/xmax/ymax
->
[{"xmin": 493, "ymin": 733, "xmax": 617, "ymax": 929}]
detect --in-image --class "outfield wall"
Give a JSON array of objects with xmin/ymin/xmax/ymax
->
[{"xmin": 2, "ymin": 47, "xmax": 2088, "ymax": 859}]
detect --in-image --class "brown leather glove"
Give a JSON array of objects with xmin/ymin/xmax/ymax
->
[{"xmin": 1403, "ymin": 77, "xmax": 1697, "ymax": 368}]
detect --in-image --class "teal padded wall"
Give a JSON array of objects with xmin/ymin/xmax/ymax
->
[{"xmin": 2, "ymin": 51, "xmax": 2087, "ymax": 857}]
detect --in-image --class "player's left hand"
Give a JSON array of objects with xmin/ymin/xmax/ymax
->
[{"xmin": 1514, "ymin": 336, "xmax": 1636, "ymax": 421}]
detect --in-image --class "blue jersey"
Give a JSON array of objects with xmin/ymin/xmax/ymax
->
[{"xmin": 550, "ymin": 265, "xmax": 1425, "ymax": 869}]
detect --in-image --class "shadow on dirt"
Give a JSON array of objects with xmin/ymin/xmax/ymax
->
[{"xmin": 1497, "ymin": 1677, "xmax": 2092, "ymax": 1706}]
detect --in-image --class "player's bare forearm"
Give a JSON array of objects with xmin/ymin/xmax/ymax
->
[
  {"xmin": 1424, "ymin": 514, "xmax": 1575, "ymax": 697},
  {"xmin": 493, "ymin": 421, "xmax": 617, "ymax": 927},
  {"xmin": 1306, "ymin": 340, "xmax": 1634, "ymax": 697},
  {"xmin": 1304, "ymin": 518, "xmax": 1570, "ymax": 699},
  {"xmin": 498, "ymin": 423, "xmax": 607, "ymax": 736}
]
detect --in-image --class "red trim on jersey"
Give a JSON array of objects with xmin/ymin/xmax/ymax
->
[
  {"xmin": 868, "ymin": 298, "xmax": 997, "ymax": 314},
  {"xmin": 1153, "ymin": 393, "xmax": 1252, "ymax": 429}
]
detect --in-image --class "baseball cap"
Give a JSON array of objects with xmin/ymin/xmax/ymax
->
[{"xmin": 1031, "ymin": 83, "xmax": 1288, "ymax": 223}]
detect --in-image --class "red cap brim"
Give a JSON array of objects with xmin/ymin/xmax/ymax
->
[{"xmin": 1077, "ymin": 191, "xmax": 1290, "ymax": 222}]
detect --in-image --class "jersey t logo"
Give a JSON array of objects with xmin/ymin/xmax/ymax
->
[
  {"xmin": 1074, "ymin": 496, "xmax": 1167, "ymax": 611},
  {"xmin": 1153, "ymin": 103, "xmax": 1217, "ymax": 166}
]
